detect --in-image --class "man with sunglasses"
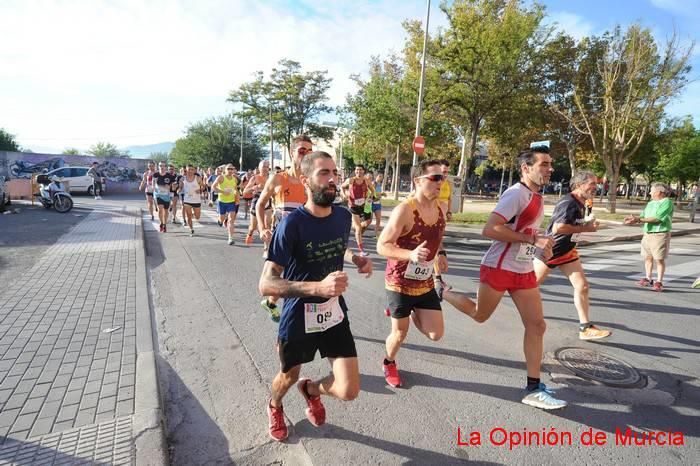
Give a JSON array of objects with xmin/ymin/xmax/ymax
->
[
  {"xmin": 151, "ymin": 162, "xmax": 177, "ymax": 232},
  {"xmin": 139, "ymin": 161, "xmax": 156, "ymax": 221},
  {"xmin": 441, "ymin": 147, "xmax": 567, "ymax": 410},
  {"xmin": 256, "ymin": 134, "xmax": 313, "ymax": 321},
  {"xmin": 341, "ymin": 165, "xmax": 375, "ymax": 257},
  {"xmin": 168, "ymin": 165, "xmax": 181, "ymax": 224},
  {"xmin": 212, "ymin": 164, "xmax": 241, "ymax": 245},
  {"xmin": 377, "ymin": 160, "xmax": 448, "ymax": 388}
]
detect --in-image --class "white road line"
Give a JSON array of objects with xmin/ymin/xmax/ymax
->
[
  {"xmin": 582, "ymin": 248, "xmax": 695, "ymax": 271},
  {"xmin": 627, "ymin": 260, "xmax": 699, "ymax": 284}
]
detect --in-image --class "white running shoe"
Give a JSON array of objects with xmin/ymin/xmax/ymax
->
[
  {"xmin": 94, "ymin": 196, "xmax": 102, "ymax": 200},
  {"xmin": 359, "ymin": 251, "xmax": 370, "ymax": 257},
  {"xmin": 521, "ymin": 384, "xmax": 567, "ymax": 410}
]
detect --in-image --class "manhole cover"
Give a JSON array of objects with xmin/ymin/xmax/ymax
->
[{"xmin": 555, "ymin": 347, "xmax": 641, "ymax": 387}]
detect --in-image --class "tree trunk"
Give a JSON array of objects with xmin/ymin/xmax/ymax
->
[
  {"xmin": 393, "ymin": 142, "xmax": 400, "ymax": 201},
  {"xmin": 457, "ymin": 131, "xmax": 468, "ymax": 182},
  {"xmin": 499, "ymin": 167, "xmax": 506, "ymax": 198},
  {"xmin": 458, "ymin": 118, "xmax": 480, "ymax": 182},
  {"xmin": 567, "ymin": 144, "xmax": 577, "ymax": 178},
  {"xmin": 382, "ymin": 142, "xmax": 391, "ymax": 193},
  {"xmin": 508, "ymin": 159, "xmax": 514, "ymax": 186},
  {"xmin": 606, "ymin": 169, "xmax": 621, "ymax": 213}
]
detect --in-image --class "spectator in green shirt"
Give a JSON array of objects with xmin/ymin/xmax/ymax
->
[{"xmin": 624, "ymin": 183, "xmax": 674, "ymax": 292}]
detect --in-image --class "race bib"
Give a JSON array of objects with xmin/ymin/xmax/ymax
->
[
  {"xmin": 516, "ymin": 243, "xmax": 537, "ymax": 262},
  {"xmin": 404, "ymin": 259, "xmax": 434, "ymax": 281},
  {"xmin": 353, "ymin": 198, "xmax": 365, "ymax": 206},
  {"xmin": 304, "ymin": 297, "xmax": 344, "ymax": 334}
]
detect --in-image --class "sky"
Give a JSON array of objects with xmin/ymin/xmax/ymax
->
[{"xmin": 2, "ymin": 0, "xmax": 699, "ymax": 154}]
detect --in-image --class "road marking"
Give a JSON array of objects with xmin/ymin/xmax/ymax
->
[
  {"xmin": 582, "ymin": 248, "xmax": 695, "ymax": 271},
  {"xmin": 627, "ymin": 260, "xmax": 699, "ymax": 284}
]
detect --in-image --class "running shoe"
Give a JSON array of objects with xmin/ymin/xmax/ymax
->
[
  {"xmin": 95, "ymin": 196, "xmax": 102, "ymax": 200},
  {"xmin": 434, "ymin": 277, "xmax": 452, "ymax": 302},
  {"xmin": 245, "ymin": 234, "xmax": 254, "ymax": 245},
  {"xmin": 652, "ymin": 281, "xmax": 663, "ymax": 292},
  {"xmin": 358, "ymin": 250, "xmax": 370, "ymax": 257},
  {"xmin": 521, "ymin": 383, "xmax": 567, "ymax": 410},
  {"xmin": 693, "ymin": 277, "xmax": 700, "ymax": 289},
  {"xmin": 228, "ymin": 237, "xmax": 235, "ymax": 245},
  {"xmin": 159, "ymin": 224, "xmax": 164, "ymax": 232},
  {"xmin": 383, "ymin": 360, "xmax": 402, "ymax": 388},
  {"xmin": 150, "ymin": 214, "xmax": 154, "ymax": 221},
  {"xmin": 172, "ymin": 218, "xmax": 180, "ymax": 224},
  {"xmin": 261, "ymin": 299, "xmax": 280, "ymax": 322},
  {"xmin": 297, "ymin": 378, "xmax": 326, "ymax": 427},
  {"xmin": 579, "ymin": 325, "xmax": 611, "ymax": 341},
  {"xmin": 384, "ymin": 307, "xmax": 391, "ymax": 317},
  {"xmin": 636, "ymin": 277, "xmax": 653, "ymax": 287},
  {"xmin": 190, "ymin": 229, "xmax": 195, "ymax": 237},
  {"xmin": 217, "ymin": 220, "xmax": 222, "ymax": 227},
  {"xmin": 267, "ymin": 400, "xmax": 288, "ymax": 442}
]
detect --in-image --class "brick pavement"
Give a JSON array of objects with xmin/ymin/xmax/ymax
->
[{"xmin": 0, "ymin": 209, "xmax": 159, "ymax": 464}]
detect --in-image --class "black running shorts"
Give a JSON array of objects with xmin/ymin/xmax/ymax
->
[
  {"xmin": 386, "ymin": 289, "xmax": 442, "ymax": 319},
  {"xmin": 277, "ymin": 317, "xmax": 357, "ymax": 373}
]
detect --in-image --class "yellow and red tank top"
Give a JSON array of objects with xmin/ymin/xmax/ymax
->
[
  {"xmin": 274, "ymin": 171, "xmax": 306, "ymax": 214},
  {"xmin": 385, "ymin": 199, "xmax": 446, "ymax": 296}
]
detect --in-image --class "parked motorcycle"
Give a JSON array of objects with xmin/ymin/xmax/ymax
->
[{"xmin": 35, "ymin": 175, "xmax": 73, "ymax": 213}]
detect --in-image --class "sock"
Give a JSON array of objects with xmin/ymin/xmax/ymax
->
[
  {"xmin": 526, "ymin": 377, "xmax": 540, "ymax": 391},
  {"xmin": 580, "ymin": 322, "xmax": 592, "ymax": 332},
  {"xmin": 384, "ymin": 358, "xmax": 395, "ymax": 365}
]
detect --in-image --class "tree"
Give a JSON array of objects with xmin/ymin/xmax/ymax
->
[
  {"xmin": 62, "ymin": 148, "xmax": 81, "ymax": 155},
  {"xmin": 228, "ymin": 59, "xmax": 334, "ymax": 160},
  {"xmin": 656, "ymin": 117, "xmax": 700, "ymax": 190},
  {"xmin": 88, "ymin": 142, "xmax": 128, "ymax": 158},
  {"xmin": 408, "ymin": 0, "xmax": 547, "ymax": 182},
  {"xmin": 149, "ymin": 151, "xmax": 170, "ymax": 164},
  {"xmin": 0, "ymin": 129, "xmax": 20, "ymax": 151},
  {"xmin": 561, "ymin": 25, "xmax": 693, "ymax": 212},
  {"xmin": 170, "ymin": 114, "xmax": 264, "ymax": 169}
]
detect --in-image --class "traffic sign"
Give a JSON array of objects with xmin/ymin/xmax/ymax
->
[{"xmin": 412, "ymin": 136, "xmax": 426, "ymax": 155}]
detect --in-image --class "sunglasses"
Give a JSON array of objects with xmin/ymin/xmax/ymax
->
[
  {"xmin": 298, "ymin": 147, "xmax": 312, "ymax": 154},
  {"xmin": 416, "ymin": 174, "xmax": 445, "ymax": 182},
  {"xmin": 226, "ymin": 168, "xmax": 235, "ymax": 171}
]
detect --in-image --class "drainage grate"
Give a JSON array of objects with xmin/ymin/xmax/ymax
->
[{"xmin": 555, "ymin": 347, "xmax": 642, "ymax": 387}]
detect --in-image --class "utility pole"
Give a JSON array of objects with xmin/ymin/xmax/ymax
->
[
  {"xmin": 412, "ymin": 0, "xmax": 431, "ymax": 168},
  {"xmin": 269, "ymin": 105, "xmax": 274, "ymax": 167},
  {"xmin": 239, "ymin": 118, "xmax": 244, "ymax": 170}
]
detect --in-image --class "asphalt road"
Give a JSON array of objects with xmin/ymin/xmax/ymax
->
[
  {"xmin": 134, "ymin": 195, "xmax": 699, "ymax": 466},
  {"xmin": 7, "ymin": 195, "xmax": 696, "ymax": 465}
]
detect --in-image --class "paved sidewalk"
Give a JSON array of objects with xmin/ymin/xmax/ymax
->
[{"xmin": 0, "ymin": 209, "xmax": 165, "ymax": 464}]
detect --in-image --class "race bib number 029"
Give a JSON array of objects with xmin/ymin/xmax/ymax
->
[
  {"xmin": 404, "ymin": 260, "xmax": 434, "ymax": 280},
  {"xmin": 516, "ymin": 243, "xmax": 537, "ymax": 262},
  {"xmin": 304, "ymin": 297, "xmax": 345, "ymax": 334}
]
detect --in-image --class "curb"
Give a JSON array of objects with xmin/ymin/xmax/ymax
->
[{"xmin": 132, "ymin": 208, "xmax": 168, "ymax": 465}]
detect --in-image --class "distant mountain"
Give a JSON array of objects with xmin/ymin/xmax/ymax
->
[{"xmin": 121, "ymin": 142, "xmax": 174, "ymax": 158}]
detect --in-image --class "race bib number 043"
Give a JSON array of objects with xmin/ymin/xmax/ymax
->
[
  {"xmin": 404, "ymin": 260, "xmax": 434, "ymax": 280},
  {"xmin": 304, "ymin": 297, "xmax": 345, "ymax": 334}
]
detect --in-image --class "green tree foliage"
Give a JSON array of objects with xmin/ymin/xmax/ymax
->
[
  {"xmin": 656, "ymin": 117, "xmax": 700, "ymax": 186},
  {"xmin": 228, "ymin": 59, "xmax": 334, "ymax": 153},
  {"xmin": 561, "ymin": 25, "xmax": 693, "ymax": 211},
  {"xmin": 62, "ymin": 148, "xmax": 81, "ymax": 155},
  {"xmin": 88, "ymin": 142, "xmax": 128, "ymax": 158},
  {"xmin": 149, "ymin": 151, "xmax": 170, "ymax": 164},
  {"xmin": 0, "ymin": 128, "xmax": 20, "ymax": 151},
  {"xmin": 170, "ymin": 115, "xmax": 264, "ymax": 170}
]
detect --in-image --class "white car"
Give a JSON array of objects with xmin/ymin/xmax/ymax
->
[{"xmin": 45, "ymin": 166, "xmax": 105, "ymax": 195}]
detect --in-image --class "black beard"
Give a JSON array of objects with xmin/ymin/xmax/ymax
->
[{"xmin": 310, "ymin": 184, "xmax": 336, "ymax": 207}]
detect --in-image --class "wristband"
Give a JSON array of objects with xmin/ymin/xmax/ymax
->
[{"xmin": 438, "ymin": 250, "xmax": 447, "ymax": 257}]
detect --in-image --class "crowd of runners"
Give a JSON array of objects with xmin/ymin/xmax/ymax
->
[{"xmin": 140, "ymin": 137, "xmax": 629, "ymax": 442}]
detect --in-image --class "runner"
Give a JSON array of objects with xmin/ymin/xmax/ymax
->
[
  {"xmin": 370, "ymin": 173, "xmax": 385, "ymax": 238},
  {"xmin": 151, "ymin": 162, "xmax": 177, "ymax": 233},
  {"xmin": 168, "ymin": 164, "xmax": 181, "ymax": 224},
  {"xmin": 208, "ymin": 167, "xmax": 221, "ymax": 208},
  {"xmin": 241, "ymin": 169, "xmax": 255, "ymax": 219},
  {"xmin": 258, "ymin": 150, "xmax": 372, "ymax": 442},
  {"xmin": 179, "ymin": 167, "xmax": 189, "ymax": 227},
  {"xmin": 440, "ymin": 147, "xmax": 567, "ymax": 410},
  {"xmin": 341, "ymin": 165, "xmax": 375, "ymax": 257},
  {"xmin": 534, "ymin": 170, "xmax": 611, "ymax": 340},
  {"xmin": 244, "ymin": 160, "xmax": 273, "ymax": 248},
  {"xmin": 212, "ymin": 164, "xmax": 240, "ymax": 245},
  {"xmin": 437, "ymin": 159, "xmax": 453, "ymax": 221},
  {"xmin": 256, "ymin": 135, "xmax": 313, "ymax": 320},
  {"xmin": 179, "ymin": 164, "xmax": 204, "ymax": 237},
  {"xmin": 377, "ymin": 160, "xmax": 448, "ymax": 388},
  {"xmin": 139, "ymin": 161, "xmax": 156, "ymax": 220}
]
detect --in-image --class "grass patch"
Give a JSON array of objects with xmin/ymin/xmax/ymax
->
[
  {"xmin": 450, "ymin": 212, "xmax": 552, "ymax": 229},
  {"xmin": 381, "ymin": 198, "xmax": 402, "ymax": 207}
]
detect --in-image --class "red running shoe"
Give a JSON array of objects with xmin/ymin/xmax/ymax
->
[
  {"xmin": 383, "ymin": 360, "xmax": 402, "ymax": 388},
  {"xmin": 267, "ymin": 400, "xmax": 288, "ymax": 442},
  {"xmin": 297, "ymin": 378, "xmax": 326, "ymax": 427}
]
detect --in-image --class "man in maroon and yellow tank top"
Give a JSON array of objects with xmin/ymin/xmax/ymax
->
[
  {"xmin": 341, "ymin": 165, "xmax": 375, "ymax": 257},
  {"xmin": 255, "ymin": 134, "xmax": 313, "ymax": 321},
  {"xmin": 377, "ymin": 160, "xmax": 449, "ymax": 388}
]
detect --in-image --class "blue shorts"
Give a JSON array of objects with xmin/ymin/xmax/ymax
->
[
  {"xmin": 372, "ymin": 203, "xmax": 382, "ymax": 212},
  {"xmin": 218, "ymin": 201, "xmax": 239, "ymax": 215}
]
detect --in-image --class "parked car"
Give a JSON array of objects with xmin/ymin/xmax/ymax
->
[{"xmin": 45, "ymin": 167, "xmax": 105, "ymax": 195}]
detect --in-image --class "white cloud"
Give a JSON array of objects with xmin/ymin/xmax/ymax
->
[
  {"xmin": 650, "ymin": 0, "xmax": 700, "ymax": 18},
  {"xmin": 0, "ymin": 0, "xmax": 445, "ymax": 151},
  {"xmin": 546, "ymin": 11, "xmax": 596, "ymax": 40}
]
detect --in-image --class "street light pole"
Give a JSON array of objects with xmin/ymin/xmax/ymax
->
[
  {"xmin": 269, "ymin": 105, "xmax": 274, "ymax": 167},
  {"xmin": 412, "ymin": 0, "xmax": 431, "ymax": 168},
  {"xmin": 239, "ymin": 118, "xmax": 244, "ymax": 170}
]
